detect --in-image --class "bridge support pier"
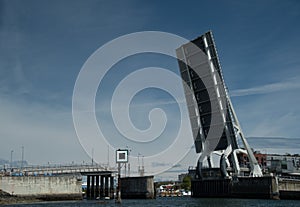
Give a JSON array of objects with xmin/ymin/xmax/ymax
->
[
  {"xmin": 100, "ymin": 175, "xmax": 104, "ymax": 198},
  {"xmin": 96, "ymin": 175, "xmax": 100, "ymax": 198},
  {"xmin": 105, "ymin": 176, "xmax": 109, "ymax": 197},
  {"xmin": 87, "ymin": 175, "xmax": 91, "ymax": 199},
  {"xmin": 85, "ymin": 173, "xmax": 114, "ymax": 199},
  {"xmin": 110, "ymin": 176, "xmax": 114, "ymax": 199},
  {"xmin": 91, "ymin": 176, "xmax": 95, "ymax": 199}
]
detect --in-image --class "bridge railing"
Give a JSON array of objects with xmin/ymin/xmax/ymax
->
[{"xmin": 0, "ymin": 163, "xmax": 117, "ymax": 176}]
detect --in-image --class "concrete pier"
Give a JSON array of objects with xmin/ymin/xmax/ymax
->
[
  {"xmin": 86, "ymin": 176, "xmax": 90, "ymax": 198},
  {"xmin": 85, "ymin": 174, "xmax": 114, "ymax": 199},
  {"xmin": 100, "ymin": 175, "xmax": 104, "ymax": 197},
  {"xmin": 96, "ymin": 176, "xmax": 99, "ymax": 198},
  {"xmin": 278, "ymin": 178, "xmax": 300, "ymax": 200},
  {"xmin": 105, "ymin": 176, "xmax": 109, "ymax": 197},
  {"xmin": 110, "ymin": 176, "xmax": 114, "ymax": 197},
  {"xmin": 0, "ymin": 165, "xmax": 117, "ymax": 201},
  {"xmin": 0, "ymin": 175, "xmax": 82, "ymax": 200},
  {"xmin": 120, "ymin": 176, "xmax": 155, "ymax": 199},
  {"xmin": 91, "ymin": 176, "xmax": 95, "ymax": 198}
]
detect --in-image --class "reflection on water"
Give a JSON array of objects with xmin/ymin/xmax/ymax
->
[{"xmin": 3, "ymin": 197, "xmax": 300, "ymax": 207}]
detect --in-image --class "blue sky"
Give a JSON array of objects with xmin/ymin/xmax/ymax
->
[{"xmin": 0, "ymin": 0, "xmax": 300, "ymax": 178}]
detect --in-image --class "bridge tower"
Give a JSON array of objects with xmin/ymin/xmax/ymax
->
[{"xmin": 176, "ymin": 31, "xmax": 262, "ymax": 178}]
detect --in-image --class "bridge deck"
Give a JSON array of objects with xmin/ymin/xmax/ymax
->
[{"xmin": 5, "ymin": 164, "xmax": 117, "ymax": 176}]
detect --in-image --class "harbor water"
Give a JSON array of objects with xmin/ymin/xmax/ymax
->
[{"xmin": 2, "ymin": 197, "xmax": 300, "ymax": 207}]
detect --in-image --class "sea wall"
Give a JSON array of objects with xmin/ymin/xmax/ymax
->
[
  {"xmin": 0, "ymin": 175, "xmax": 82, "ymax": 200},
  {"xmin": 278, "ymin": 179, "xmax": 300, "ymax": 200}
]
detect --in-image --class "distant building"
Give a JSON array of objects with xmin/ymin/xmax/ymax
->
[
  {"xmin": 238, "ymin": 152, "xmax": 300, "ymax": 175},
  {"xmin": 239, "ymin": 151, "xmax": 267, "ymax": 168},
  {"xmin": 267, "ymin": 154, "xmax": 300, "ymax": 174}
]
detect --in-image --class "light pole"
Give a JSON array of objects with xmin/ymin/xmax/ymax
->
[
  {"xmin": 107, "ymin": 144, "xmax": 109, "ymax": 167},
  {"xmin": 138, "ymin": 153, "xmax": 141, "ymax": 176},
  {"xmin": 117, "ymin": 162, "xmax": 121, "ymax": 203},
  {"xmin": 141, "ymin": 156, "xmax": 145, "ymax": 177},
  {"xmin": 138, "ymin": 153, "xmax": 144, "ymax": 176},
  {"xmin": 92, "ymin": 148, "xmax": 94, "ymax": 165},
  {"xmin": 21, "ymin": 146, "xmax": 24, "ymax": 171},
  {"xmin": 10, "ymin": 150, "xmax": 14, "ymax": 169},
  {"xmin": 125, "ymin": 146, "xmax": 131, "ymax": 177}
]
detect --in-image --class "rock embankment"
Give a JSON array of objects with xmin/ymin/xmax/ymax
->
[{"xmin": 0, "ymin": 189, "xmax": 41, "ymax": 205}]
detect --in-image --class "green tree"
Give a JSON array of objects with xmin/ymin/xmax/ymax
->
[{"xmin": 181, "ymin": 176, "xmax": 191, "ymax": 191}]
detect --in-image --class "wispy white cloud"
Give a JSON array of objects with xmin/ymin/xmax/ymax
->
[
  {"xmin": 0, "ymin": 94, "xmax": 88, "ymax": 165},
  {"xmin": 231, "ymin": 77, "xmax": 300, "ymax": 97},
  {"xmin": 232, "ymin": 77, "xmax": 300, "ymax": 139},
  {"xmin": 247, "ymin": 137, "xmax": 300, "ymax": 154}
]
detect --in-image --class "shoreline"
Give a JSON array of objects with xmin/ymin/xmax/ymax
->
[
  {"xmin": 0, "ymin": 197, "xmax": 42, "ymax": 205},
  {"xmin": 0, "ymin": 189, "xmax": 41, "ymax": 205},
  {"xmin": 0, "ymin": 189, "xmax": 84, "ymax": 205}
]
